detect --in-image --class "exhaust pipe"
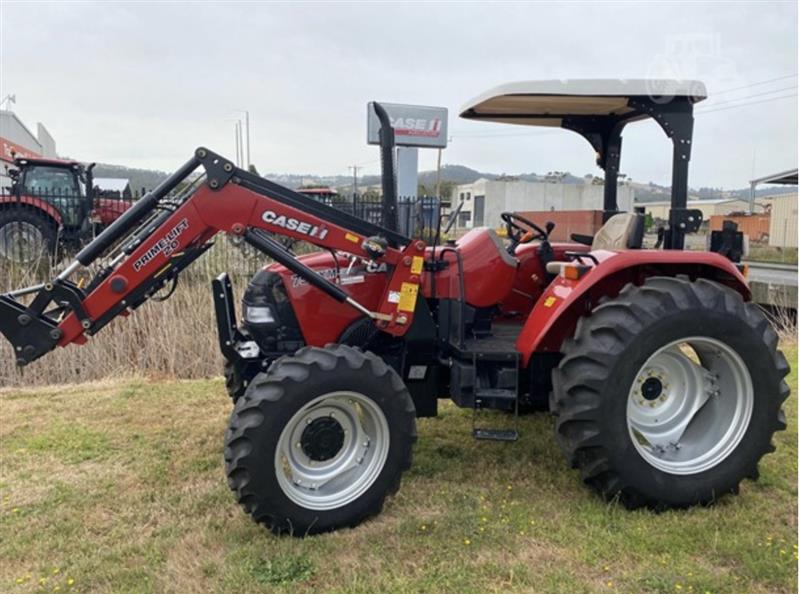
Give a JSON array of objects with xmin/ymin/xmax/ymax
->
[{"xmin": 370, "ymin": 102, "xmax": 398, "ymax": 232}]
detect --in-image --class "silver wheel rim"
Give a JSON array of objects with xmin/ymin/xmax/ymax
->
[
  {"xmin": 0, "ymin": 221, "xmax": 47, "ymax": 263},
  {"xmin": 275, "ymin": 391, "xmax": 390, "ymax": 511},
  {"xmin": 627, "ymin": 336, "xmax": 753, "ymax": 475}
]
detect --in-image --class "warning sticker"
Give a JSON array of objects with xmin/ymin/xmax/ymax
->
[
  {"xmin": 345, "ymin": 232, "xmax": 360, "ymax": 243},
  {"xmin": 543, "ymin": 296, "xmax": 557, "ymax": 308},
  {"xmin": 388, "ymin": 291, "xmax": 401, "ymax": 304},
  {"xmin": 410, "ymin": 256, "xmax": 424, "ymax": 275},
  {"xmin": 397, "ymin": 282, "xmax": 419, "ymax": 312}
]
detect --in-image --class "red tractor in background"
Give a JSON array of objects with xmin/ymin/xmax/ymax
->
[
  {"xmin": 0, "ymin": 81, "xmax": 789, "ymax": 536},
  {"xmin": 0, "ymin": 156, "xmax": 132, "ymax": 262}
]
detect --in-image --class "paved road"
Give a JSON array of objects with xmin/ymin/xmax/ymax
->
[{"xmin": 746, "ymin": 262, "xmax": 798, "ymax": 287}]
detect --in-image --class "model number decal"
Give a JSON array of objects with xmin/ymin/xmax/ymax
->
[
  {"xmin": 262, "ymin": 210, "xmax": 329, "ymax": 240},
  {"xmin": 291, "ymin": 267, "xmax": 366, "ymax": 288},
  {"xmin": 133, "ymin": 218, "xmax": 189, "ymax": 272}
]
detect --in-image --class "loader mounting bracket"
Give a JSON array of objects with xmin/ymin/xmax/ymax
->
[
  {"xmin": 0, "ymin": 295, "xmax": 60, "ymax": 366},
  {"xmin": 196, "ymin": 147, "xmax": 237, "ymax": 191}
]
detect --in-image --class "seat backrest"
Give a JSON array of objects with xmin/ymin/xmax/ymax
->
[{"xmin": 591, "ymin": 213, "xmax": 644, "ymax": 250}]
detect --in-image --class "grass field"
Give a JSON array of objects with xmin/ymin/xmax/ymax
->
[{"xmin": 1, "ymin": 348, "xmax": 797, "ymax": 594}]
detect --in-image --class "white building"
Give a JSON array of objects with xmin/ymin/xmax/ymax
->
[
  {"xmin": 768, "ymin": 193, "xmax": 798, "ymax": 248},
  {"xmin": 0, "ymin": 110, "xmax": 57, "ymax": 163},
  {"xmin": 452, "ymin": 178, "xmax": 635, "ymax": 229},
  {"xmin": 640, "ymin": 197, "xmax": 769, "ymax": 222},
  {"xmin": 1, "ymin": 110, "xmax": 58, "ymax": 191}
]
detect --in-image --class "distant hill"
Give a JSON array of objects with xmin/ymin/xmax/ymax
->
[
  {"xmin": 632, "ymin": 180, "xmax": 798, "ymax": 203},
  {"xmin": 84, "ymin": 160, "xmax": 796, "ymax": 202},
  {"xmin": 92, "ymin": 163, "xmax": 169, "ymax": 195}
]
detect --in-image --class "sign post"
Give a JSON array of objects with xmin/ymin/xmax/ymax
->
[{"xmin": 367, "ymin": 102, "xmax": 448, "ymax": 203}]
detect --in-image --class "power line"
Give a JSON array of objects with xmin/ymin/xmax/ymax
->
[
  {"xmin": 352, "ymin": 158, "xmax": 380, "ymax": 167},
  {"xmin": 711, "ymin": 74, "xmax": 798, "ymax": 96},
  {"xmin": 697, "ymin": 92, "xmax": 796, "ymax": 115},
  {"xmin": 699, "ymin": 85, "xmax": 797, "ymax": 109}
]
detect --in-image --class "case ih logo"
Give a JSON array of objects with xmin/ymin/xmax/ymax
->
[
  {"xmin": 389, "ymin": 117, "xmax": 442, "ymax": 138},
  {"xmin": 262, "ymin": 210, "xmax": 329, "ymax": 240},
  {"xmin": 132, "ymin": 218, "xmax": 189, "ymax": 271},
  {"xmin": 367, "ymin": 103, "xmax": 448, "ymax": 149}
]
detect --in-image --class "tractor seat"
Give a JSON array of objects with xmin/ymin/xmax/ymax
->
[
  {"xmin": 545, "ymin": 213, "xmax": 644, "ymax": 275},
  {"xmin": 590, "ymin": 212, "xmax": 644, "ymax": 250}
]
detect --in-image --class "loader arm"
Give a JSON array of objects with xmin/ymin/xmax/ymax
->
[{"xmin": 0, "ymin": 147, "xmax": 425, "ymax": 366}]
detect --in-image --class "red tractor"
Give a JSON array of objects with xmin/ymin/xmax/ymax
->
[
  {"xmin": 1, "ymin": 81, "xmax": 789, "ymax": 536},
  {"xmin": 0, "ymin": 156, "xmax": 131, "ymax": 262}
]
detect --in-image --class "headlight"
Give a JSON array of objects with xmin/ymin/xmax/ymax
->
[{"xmin": 244, "ymin": 305, "xmax": 275, "ymax": 324}]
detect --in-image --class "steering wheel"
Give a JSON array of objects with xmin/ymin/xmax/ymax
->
[{"xmin": 501, "ymin": 212, "xmax": 549, "ymax": 247}]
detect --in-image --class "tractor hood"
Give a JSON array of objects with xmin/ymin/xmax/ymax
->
[{"xmin": 459, "ymin": 79, "xmax": 707, "ymax": 127}]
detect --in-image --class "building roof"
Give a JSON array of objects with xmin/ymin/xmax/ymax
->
[
  {"xmin": 459, "ymin": 79, "xmax": 707, "ymax": 127},
  {"xmin": 94, "ymin": 177, "xmax": 130, "ymax": 192},
  {"xmin": 750, "ymin": 169, "xmax": 798, "ymax": 186}
]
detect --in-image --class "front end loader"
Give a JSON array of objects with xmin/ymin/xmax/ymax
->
[{"xmin": 1, "ymin": 87, "xmax": 789, "ymax": 535}]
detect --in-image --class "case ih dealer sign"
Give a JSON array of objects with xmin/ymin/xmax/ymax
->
[{"xmin": 367, "ymin": 102, "xmax": 448, "ymax": 148}]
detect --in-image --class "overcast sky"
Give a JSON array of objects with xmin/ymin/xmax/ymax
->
[{"xmin": 1, "ymin": 1, "xmax": 797, "ymax": 188}]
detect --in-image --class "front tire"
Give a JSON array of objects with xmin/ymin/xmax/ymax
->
[
  {"xmin": 224, "ymin": 344, "xmax": 416, "ymax": 535},
  {"xmin": 552, "ymin": 277, "xmax": 790, "ymax": 509}
]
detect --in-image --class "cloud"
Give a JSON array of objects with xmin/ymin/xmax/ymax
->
[{"xmin": 2, "ymin": 1, "xmax": 796, "ymax": 187}]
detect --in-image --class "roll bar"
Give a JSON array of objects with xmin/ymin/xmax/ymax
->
[{"xmin": 562, "ymin": 96, "xmax": 701, "ymax": 249}]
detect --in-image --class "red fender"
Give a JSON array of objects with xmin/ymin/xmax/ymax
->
[
  {"xmin": 515, "ymin": 249, "xmax": 750, "ymax": 366},
  {"xmin": 0, "ymin": 195, "xmax": 64, "ymax": 227}
]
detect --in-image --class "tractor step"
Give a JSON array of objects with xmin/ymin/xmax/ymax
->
[
  {"xmin": 471, "ymin": 353, "xmax": 520, "ymax": 442},
  {"xmin": 473, "ymin": 388, "xmax": 519, "ymax": 441},
  {"xmin": 475, "ymin": 388, "xmax": 517, "ymax": 410},
  {"xmin": 473, "ymin": 427, "xmax": 519, "ymax": 441}
]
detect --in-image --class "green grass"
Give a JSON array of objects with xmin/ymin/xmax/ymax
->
[
  {"xmin": 1, "ymin": 348, "xmax": 796, "ymax": 594},
  {"xmin": 748, "ymin": 245, "xmax": 798, "ymax": 265}
]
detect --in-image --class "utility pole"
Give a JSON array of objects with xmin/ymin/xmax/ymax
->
[
  {"xmin": 234, "ymin": 122, "xmax": 241, "ymax": 166},
  {"xmin": 237, "ymin": 121, "xmax": 244, "ymax": 168},
  {"xmin": 348, "ymin": 165, "xmax": 361, "ymax": 199},
  {"xmin": 234, "ymin": 109, "xmax": 251, "ymax": 169},
  {"xmin": 435, "ymin": 148, "xmax": 442, "ymax": 199},
  {"xmin": 244, "ymin": 111, "xmax": 251, "ymax": 169}
]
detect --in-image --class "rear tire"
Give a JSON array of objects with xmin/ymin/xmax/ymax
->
[
  {"xmin": 224, "ymin": 344, "xmax": 416, "ymax": 535},
  {"xmin": 0, "ymin": 207, "xmax": 57, "ymax": 263},
  {"xmin": 552, "ymin": 276, "xmax": 790, "ymax": 509}
]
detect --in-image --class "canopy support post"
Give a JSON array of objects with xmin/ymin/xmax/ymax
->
[{"xmin": 630, "ymin": 97, "xmax": 696, "ymax": 251}]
